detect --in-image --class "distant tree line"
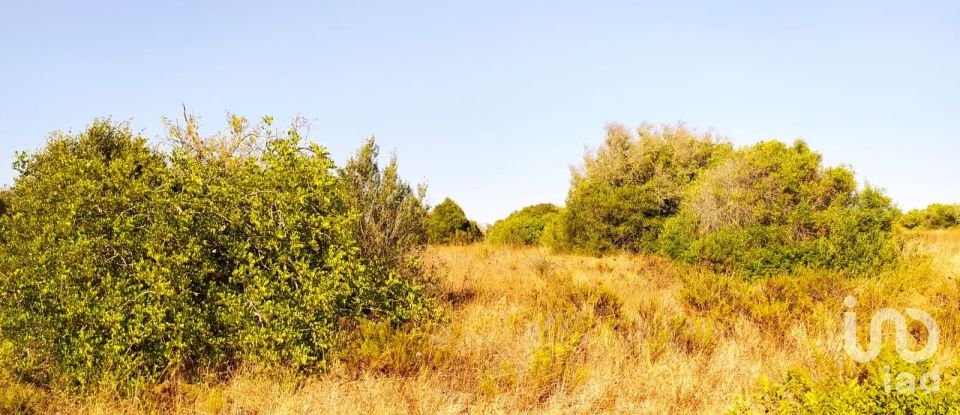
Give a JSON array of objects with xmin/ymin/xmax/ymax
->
[{"xmin": 900, "ymin": 203, "xmax": 960, "ymax": 230}]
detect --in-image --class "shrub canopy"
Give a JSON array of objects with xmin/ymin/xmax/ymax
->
[
  {"xmin": 547, "ymin": 123, "xmax": 731, "ymax": 254},
  {"xmin": 339, "ymin": 137, "xmax": 429, "ymax": 270},
  {"xmin": 547, "ymin": 124, "xmax": 901, "ymax": 277},
  {"xmin": 660, "ymin": 140, "xmax": 900, "ymax": 276},
  {"xmin": 900, "ymin": 203, "xmax": 960, "ymax": 230},
  {"xmin": 486, "ymin": 203, "xmax": 559, "ymax": 246},
  {"xmin": 0, "ymin": 117, "xmax": 437, "ymax": 391},
  {"xmin": 426, "ymin": 198, "xmax": 482, "ymax": 245}
]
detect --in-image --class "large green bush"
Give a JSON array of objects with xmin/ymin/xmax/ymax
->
[
  {"xmin": 547, "ymin": 123, "xmax": 900, "ymax": 277},
  {"xmin": 426, "ymin": 198, "xmax": 482, "ymax": 245},
  {"xmin": 660, "ymin": 140, "xmax": 900, "ymax": 276},
  {"xmin": 546, "ymin": 123, "xmax": 731, "ymax": 254},
  {"xmin": 486, "ymin": 203, "xmax": 559, "ymax": 247},
  {"xmin": 0, "ymin": 117, "xmax": 438, "ymax": 391}
]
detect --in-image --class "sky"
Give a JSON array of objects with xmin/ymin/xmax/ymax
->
[{"xmin": 1, "ymin": 1, "xmax": 957, "ymax": 224}]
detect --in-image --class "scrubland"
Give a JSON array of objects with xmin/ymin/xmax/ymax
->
[
  {"xmin": 2, "ymin": 119, "xmax": 955, "ymax": 414},
  {"xmin": 5, "ymin": 229, "xmax": 959, "ymax": 414}
]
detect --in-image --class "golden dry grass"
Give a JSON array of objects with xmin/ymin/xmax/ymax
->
[
  {"xmin": 904, "ymin": 229, "xmax": 960, "ymax": 279},
  {"xmin": 5, "ymin": 230, "xmax": 960, "ymax": 414}
]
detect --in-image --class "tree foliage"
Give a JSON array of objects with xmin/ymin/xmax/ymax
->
[
  {"xmin": 547, "ymin": 123, "xmax": 901, "ymax": 277},
  {"xmin": 339, "ymin": 137, "xmax": 429, "ymax": 271},
  {"xmin": 900, "ymin": 203, "xmax": 960, "ymax": 230},
  {"xmin": 660, "ymin": 140, "xmax": 900, "ymax": 276},
  {"xmin": 0, "ymin": 117, "xmax": 438, "ymax": 391},
  {"xmin": 546, "ymin": 123, "xmax": 731, "ymax": 254},
  {"xmin": 426, "ymin": 198, "xmax": 482, "ymax": 245},
  {"xmin": 486, "ymin": 203, "xmax": 559, "ymax": 246}
]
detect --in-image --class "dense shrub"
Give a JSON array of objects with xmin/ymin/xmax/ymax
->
[
  {"xmin": 486, "ymin": 203, "xmax": 559, "ymax": 246},
  {"xmin": 660, "ymin": 140, "xmax": 900, "ymax": 276},
  {"xmin": 339, "ymin": 137, "xmax": 429, "ymax": 270},
  {"xmin": 0, "ymin": 117, "xmax": 438, "ymax": 391},
  {"xmin": 546, "ymin": 123, "xmax": 900, "ymax": 276},
  {"xmin": 900, "ymin": 203, "xmax": 960, "ymax": 230},
  {"xmin": 0, "ymin": 121, "xmax": 175, "ymax": 389},
  {"xmin": 546, "ymin": 123, "xmax": 731, "ymax": 254},
  {"xmin": 426, "ymin": 198, "xmax": 482, "ymax": 245}
]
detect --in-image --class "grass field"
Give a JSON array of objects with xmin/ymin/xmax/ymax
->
[{"xmin": 4, "ymin": 230, "xmax": 960, "ymax": 414}]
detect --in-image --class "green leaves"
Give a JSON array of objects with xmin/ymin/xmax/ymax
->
[
  {"xmin": 900, "ymin": 204, "xmax": 960, "ymax": 230},
  {"xmin": 670, "ymin": 140, "xmax": 900, "ymax": 276},
  {"xmin": 426, "ymin": 198, "xmax": 482, "ymax": 245},
  {"xmin": 0, "ymin": 117, "xmax": 438, "ymax": 392},
  {"xmin": 548, "ymin": 123, "xmax": 731, "ymax": 255},
  {"xmin": 548, "ymin": 123, "xmax": 899, "ymax": 277},
  {"xmin": 745, "ymin": 353, "xmax": 960, "ymax": 414},
  {"xmin": 487, "ymin": 204, "xmax": 559, "ymax": 247},
  {"xmin": 339, "ymin": 137, "xmax": 429, "ymax": 270}
]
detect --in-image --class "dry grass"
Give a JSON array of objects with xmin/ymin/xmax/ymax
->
[
  {"xmin": 904, "ymin": 229, "xmax": 960, "ymax": 279},
  {"xmin": 5, "ymin": 231, "xmax": 960, "ymax": 414}
]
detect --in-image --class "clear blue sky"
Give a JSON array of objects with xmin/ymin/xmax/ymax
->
[{"xmin": 1, "ymin": 1, "xmax": 957, "ymax": 224}]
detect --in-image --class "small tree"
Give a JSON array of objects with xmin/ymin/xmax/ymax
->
[
  {"xmin": 339, "ymin": 137, "xmax": 428, "ymax": 270},
  {"xmin": 427, "ymin": 198, "xmax": 482, "ymax": 244}
]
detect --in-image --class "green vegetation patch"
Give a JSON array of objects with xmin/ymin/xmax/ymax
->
[{"xmin": 0, "ymin": 116, "xmax": 439, "ymax": 392}]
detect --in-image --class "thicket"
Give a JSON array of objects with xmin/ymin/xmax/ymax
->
[
  {"xmin": 486, "ymin": 203, "xmax": 559, "ymax": 246},
  {"xmin": 546, "ymin": 123, "xmax": 731, "ymax": 254},
  {"xmin": 660, "ymin": 140, "xmax": 900, "ymax": 276},
  {"xmin": 426, "ymin": 198, "xmax": 483, "ymax": 245},
  {"xmin": 0, "ymin": 116, "xmax": 439, "ymax": 392},
  {"xmin": 900, "ymin": 203, "xmax": 960, "ymax": 230},
  {"xmin": 545, "ymin": 123, "xmax": 901, "ymax": 277}
]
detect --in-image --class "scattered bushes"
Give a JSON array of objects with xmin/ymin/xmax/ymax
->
[
  {"xmin": 0, "ymin": 117, "xmax": 439, "ymax": 392},
  {"xmin": 486, "ymin": 203, "xmax": 559, "ymax": 247},
  {"xmin": 0, "ymin": 113, "xmax": 931, "ymax": 411},
  {"xmin": 546, "ymin": 123, "xmax": 901, "ymax": 277},
  {"xmin": 900, "ymin": 204, "xmax": 960, "ymax": 230},
  {"xmin": 426, "ymin": 198, "xmax": 483, "ymax": 245}
]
